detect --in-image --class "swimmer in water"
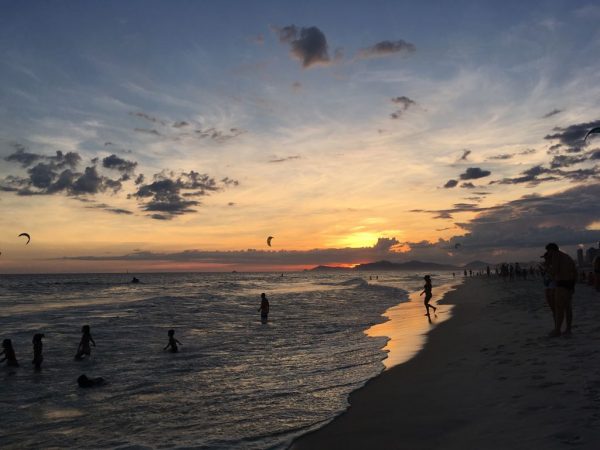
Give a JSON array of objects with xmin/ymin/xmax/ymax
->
[
  {"xmin": 163, "ymin": 329, "xmax": 182, "ymax": 353},
  {"xmin": 1, "ymin": 339, "xmax": 19, "ymax": 367},
  {"xmin": 74, "ymin": 325, "xmax": 96, "ymax": 361}
]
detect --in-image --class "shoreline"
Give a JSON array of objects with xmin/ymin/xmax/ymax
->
[
  {"xmin": 366, "ymin": 281, "xmax": 458, "ymax": 370},
  {"xmin": 291, "ymin": 277, "xmax": 600, "ymax": 449}
]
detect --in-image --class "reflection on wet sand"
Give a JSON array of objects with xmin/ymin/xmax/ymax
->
[{"xmin": 366, "ymin": 282, "xmax": 458, "ymax": 369}]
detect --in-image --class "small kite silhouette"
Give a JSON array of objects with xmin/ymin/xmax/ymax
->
[
  {"xmin": 584, "ymin": 127, "xmax": 600, "ymax": 142},
  {"xmin": 19, "ymin": 233, "xmax": 31, "ymax": 245},
  {"xmin": 267, "ymin": 236, "xmax": 274, "ymax": 247}
]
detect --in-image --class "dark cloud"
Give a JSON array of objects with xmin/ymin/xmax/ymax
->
[
  {"xmin": 5, "ymin": 145, "xmax": 41, "ymax": 167},
  {"xmin": 390, "ymin": 96, "xmax": 416, "ymax": 119},
  {"xmin": 173, "ymin": 121, "xmax": 189, "ymax": 128},
  {"xmin": 544, "ymin": 119, "xmax": 600, "ymax": 153},
  {"xmin": 102, "ymin": 154, "xmax": 138, "ymax": 174},
  {"xmin": 358, "ymin": 40, "xmax": 416, "ymax": 59},
  {"xmin": 492, "ymin": 163, "xmax": 599, "ymax": 185},
  {"xmin": 459, "ymin": 149, "xmax": 471, "ymax": 161},
  {"xmin": 459, "ymin": 167, "xmax": 491, "ymax": 180},
  {"xmin": 488, "ymin": 153, "xmax": 513, "ymax": 160},
  {"xmin": 85, "ymin": 202, "xmax": 134, "ymax": 215},
  {"xmin": 134, "ymin": 128, "xmax": 162, "ymax": 136},
  {"xmin": 134, "ymin": 174, "xmax": 145, "ymax": 185},
  {"xmin": 275, "ymin": 25, "xmax": 330, "ymax": 68},
  {"xmin": 489, "ymin": 148, "xmax": 537, "ymax": 160},
  {"xmin": 132, "ymin": 171, "xmax": 238, "ymax": 219},
  {"xmin": 461, "ymin": 182, "xmax": 476, "ymax": 189},
  {"xmin": 443, "ymin": 179, "xmax": 458, "ymax": 188},
  {"xmin": 542, "ymin": 109, "xmax": 562, "ymax": 119},
  {"xmin": 549, "ymin": 154, "xmax": 587, "ymax": 168},
  {"xmin": 130, "ymin": 111, "xmax": 166, "ymax": 125},
  {"xmin": 2, "ymin": 147, "xmax": 120, "ymax": 197},
  {"xmin": 455, "ymin": 183, "xmax": 600, "ymax": 251},
  {"xmin": 391, "ymin": 96, "xmax": 416, "ymax": 109},
  {"xmin": 268, "ymin": 155, "xmax": 301, "ymax": 163},
  {"xmin": 194, "ymin": 127, "xmax": 245, "ymax": 142}
]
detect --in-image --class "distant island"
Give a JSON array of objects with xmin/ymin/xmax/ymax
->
[{"xmin": 310, "ymin": 259, "xmax": 492, "ymax": 272}]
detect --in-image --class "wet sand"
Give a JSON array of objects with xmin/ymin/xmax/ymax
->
[{"xmin": 291, "ymin": 277, "xmax": 600, "ymax": 450}]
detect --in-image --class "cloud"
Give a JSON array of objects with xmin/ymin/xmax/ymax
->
[
  {"xmin": 443, "ymin": 179, "xmax": 458, "ymax": 188},
  {"xmin": 549, "ymin": 154, "xmax": 587, "ymax": 168},
  {"xmin": 492, "ymin": 163, "xmax": 599, "ymax": 185},
  {"xmin": 268, "ymin": 155, "xmax": 301, "ymax": 163},
  {"xmin": 390, "ymin": 96, "xmax": 416, "ymax": 119},
  {"xmin": 2, "ymin": 147, "xmax": 120, "ymax": 196},
  {"xmin": 292, "ymin": 81, "xmax": 302, "ymax": 91},
  {"xmin": 461, "ymin": 182, "xmax": 476, "ymax": 188},
  {"xmin": 544, "ymin": 119, "xmax": 600, "ymax": 152},
  {"xmin": 130, "ymin": 111, "xmax": 166, "ymax": 125},
  {"xmin": 134, "ymin": 128, "xmax": 162, "ymax": 136},
  {"xmin": 194, "ymin": 127, "xmax": 245, "ymax": 142},
  {"xmin": 358, "ymin": 39, "xmax": 416, "ymax": 59},
  {"xmin": 488, "ymin": 148, "xmax": 535, "ymax": 160},
  {"xmin": 542, "ymin": 109, "xmax": 562, "ymax": 118},
  {"xmin": 102, "ymin": 154, "xmax": 138, "ymax": 174},
  {"xmin": 459, "ymin": 167, "xmax": 491, "ymax": 180},
  {"xmin": 172, "ymin": 121, "xmax": 189, "ymax": 128},
  {"xmin": 132, "ymin": 171, "xmax": 238, "ymax": 219},
  {"xmin": 274, "ymin": 25, "xmax": 330, "ymax": 68},
  {"xmin": 455, "ymin": 183, "xmax": 600, "ymax": 251},
  {"xmin": 459, "ymin": 149, "xmax": 471, "ymax": 161},
  {"xmin": 84, "ymin": 202, "xmax": 134, "ymax": 215}
]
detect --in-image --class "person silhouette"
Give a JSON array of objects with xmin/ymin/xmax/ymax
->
[
  {"xmin": 32, "ymin": 333, "xmax": 44, "ymax": 371},
  {"xmin": 545, "ymin": 243, "xmax": 577, "ymax": 337},
  {"xmin": 75, "ymin": 325, "xmax": 96, "ymax": 360},
  {"xmin": 77, "ymin": 374, "xmax": 105, "ymax": 388},
  {"xmin": 163, "ymin": 329, "xmax": 182, "ymax": 353},
  {"xmin": 420, "ymin": 275, "xmax": 437, "ymax": 316},
  {"xmin": 258, "ymin": 293, "xmax": 270, "ymax": 323},
  {"xmin": 1, "ymin": 339, "xmax": 19, "ymax": 367}
]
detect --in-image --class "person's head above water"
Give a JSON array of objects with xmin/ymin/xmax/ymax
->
[
  {"xmin": 81, "ymin": 325, "xmax": 90, "ymax": 334},
  {"xmin": 168, "ymin": 329, "xmax": 175, "ymax": 337}
]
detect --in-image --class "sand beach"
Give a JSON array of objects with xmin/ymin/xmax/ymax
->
[{"xmin": 292, "ymin": 277, "xmax": 600, "ymax": 449}]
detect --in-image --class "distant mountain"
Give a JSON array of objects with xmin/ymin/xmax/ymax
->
[
  {"xmin": 353, "ymin": 260, "xmax": 459, "ymax": 271},
  {"xmin": 461, "ymin": 260, "xmax": 492, "ymax": 269},
  {"xmin": 309, "ymin": 265, "xmax": 352, "ymax": 271}
]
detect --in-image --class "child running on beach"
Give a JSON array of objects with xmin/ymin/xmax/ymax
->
[
  {"xmin": 420, "ymin": 275, "xmax": 437, "ymax": 316},
  {"xmin": 32, "ymin": 333, "xmax": 44, "ymax": 371},
  {"xmin": 75, "ymin": 325, "xmax": 96, "ymax": 360},
  {"xmin": 164, "ymin": 329, "xmax": 182, "ymax": 353},
  {"xmin": 1, "ymin": 339, "xmax": 19, "ymax": 367}
]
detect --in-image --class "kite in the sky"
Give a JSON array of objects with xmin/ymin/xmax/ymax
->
[
  {"xmin": 267, "ymin": 236, "xmax": 274, "ymax": 247},
  {"xmin": 18, "ymin": 233, "xmax": 31, "ymax": 245},
  {"xmin": 584, "ymin": 127, "xmax": 600, "ymax": 142}
]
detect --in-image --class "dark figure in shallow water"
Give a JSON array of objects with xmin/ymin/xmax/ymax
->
[
  {"xmin": 420, "ymin": 275, "xmax": 437, "ymax": 316},
  {"xmin": 75, "ymin": 325, "xmax": 96, "ymax": 361},
  {"xmin": 32, "ymin": 333, "xmax": 44, "ymax": 371},
  {"xmin": 1, "ymin": 339, "xmax": 19, "ymax": 367},
  {"xmin": 164, "ymin": 329, "xmax": 182, "ymax": 353},
  {"xmin": 77, "ymin": 374, "xmax": 105, "ymax": 388},
  {"xmin": 131, "ymin": 277, "xmax": 140, "ymax": 284},
  {"xmin": 258, "ymin": 293, "xmax": 270, "ymax": 323}
]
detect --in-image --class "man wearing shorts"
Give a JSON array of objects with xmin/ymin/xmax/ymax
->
[{"xmin": 545, "ymin": 243, "xmax": 578, "ymax": 337}]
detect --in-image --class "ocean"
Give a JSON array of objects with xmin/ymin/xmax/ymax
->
[{"xmin": 0, "ymin": 271, "xmax": 456, "ymax": 449}]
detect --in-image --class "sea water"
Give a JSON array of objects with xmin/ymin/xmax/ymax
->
[{"xmin": 0, "ymin": 271, "xmax": 455, "ymax": 449}]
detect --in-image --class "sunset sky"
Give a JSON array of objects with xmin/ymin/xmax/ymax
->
[{"xmin": 1, "ymin": 0, "xmax": 599, "ymax": 272}]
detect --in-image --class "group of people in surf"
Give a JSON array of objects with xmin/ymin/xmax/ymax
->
[
  {"xmin": 2, "ymin": 293, "xmax": 273, "ymax": 383},
  {"xmin": 1, "ymin": 324, "xmax": 184, "ymax": 388}
]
